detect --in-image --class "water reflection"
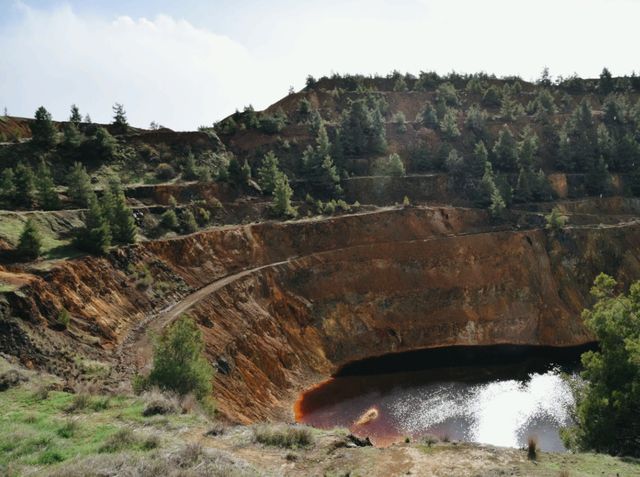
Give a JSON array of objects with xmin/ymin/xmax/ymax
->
[{"xmin": 296, "ymin": 346, "xmax": 588, "ymax": 451}]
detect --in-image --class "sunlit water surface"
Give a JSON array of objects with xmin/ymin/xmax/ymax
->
[{"xmin": 296, "ymin": 348, "xmax": 585, "ymax": 451}]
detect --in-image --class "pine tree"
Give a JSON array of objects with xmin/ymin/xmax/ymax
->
[
  {"xmin": 257, "ymin": 151, "xmax": 280, "ymax": 194},
  {"xmin": 303, "ymin": 123, "xmax": 341, "ymax": 194},
  {"xmin": 17, "ymin": 219, "xmax": 42, "ymax": 260},
  {"xmin": 439, "ymin": 109, "xmax": 460, "ymax": 140},
  {"xmin": 62, "ymin": 122, "xmax": 83, "ymax": 148},
  {"xmin": 420, "ymin": 102, "xmax": 438, "ymax": 128},
  {"xmin": 31, "ymin": 106, "xmax": 57, "ymax": 149},
  {"xmin": 182, "ymin": 153, "xmax": 199, "ymax": 181},
  {"xmin": 107, "ymin": 178, "xmax": 137, "ymax": 244},
  {"xmin": 160, "ymin": 209, "xmax": 179, "ymax": 231},
  {"xmin": 36, "ymin": 160, "xmax": 60, "ymax": 210},
  {"xmin": 467, "ymin": 141, "xmax": 489, "ymax": 178},
  {"xmin": 492, "ymin": 126, "xmax": 519, "ymax": 171},
  {"xmin": 0, "ymin": 168, "xmax": 16, "ymax": 203},
  {"xmin": 489, "ymin": 187, "xmax": 506, "ymax": 219},
  {"xmin": 518, "ymin": 128, "xmax": 539, "ymax": 169},
  {"xmin": 67, "ymin": 162, "xmax": 93, "ymax": 207},
  {"xmin": 464, "ymin": 105, "xmax": 488, "ymax": 139},
  {"xmin": 91, "ymin": 127, "xmax": 117, "ymax": 160},
  {"xmin": 585, "ymin": 156, "xmax": 610, "ymax": 195},
  {"xmin": 180, "ymin": 209, "xmax": 198, "ymax": 234},
  {"xmin": 69, "ymin": 104, "xmax": 82, "ymax": 124},
  {"xmin": 598, "ymin": 67, "xmax": 614, "ymax": 96},
  {"xmin": 14, "ymin": 162, "xmax": 36, "ymax": 207},
  {"xmin": 271, "ymin": 171, "xmax": 296, "ymax": 218},
  {"xmin": 76, "ymin": 192, "xmax": 111, "ymax": 254},
  {"xmin": 112, "ymin": 103, "xmax": 129, "ymax": 133},
  {"xmin": 514, "ymin": 166, "xmax": 534, "ymax": 203}
]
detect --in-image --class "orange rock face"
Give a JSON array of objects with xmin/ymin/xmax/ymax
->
[{"xmin": 3, "ymin": 205, "xmax": 640, "ymax": 423}]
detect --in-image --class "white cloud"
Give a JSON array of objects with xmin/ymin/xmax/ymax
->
[
  {"xmin": 1, "ymin": 1, "xmax": 639, "ymax": 130},
  {"xmin": 0, "ymin": 4, "xmax": 259, "ymax": 130}
]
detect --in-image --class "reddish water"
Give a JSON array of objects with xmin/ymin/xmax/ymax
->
[{"xmin": 295, "ymin": 346, "xmax": 589, "ymax": 450}]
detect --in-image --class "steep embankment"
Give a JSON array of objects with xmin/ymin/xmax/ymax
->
[{"xmin": 2, "ymin": 202, "xmax": 640, "ymax": 423}]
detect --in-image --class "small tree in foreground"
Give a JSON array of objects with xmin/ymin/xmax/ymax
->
[
  {"xmin": 145, "ymin": 315, "xmax": 214, "ymax": 400},
  {"xmin": 17, "ymin": 219, "xmax": 42, "ymax": 260},
  {"xmin": 562, "ymin": 274, "xmax": 640, "ymax": 457}
]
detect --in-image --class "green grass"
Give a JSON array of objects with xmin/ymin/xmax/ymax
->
[
  {"xmin": 0, "ymin": 383, "xmax": 205, "ymax": 475},
  {"xmin": 0, "ymin": 212, "xmax": 84, "ymax": 261}
]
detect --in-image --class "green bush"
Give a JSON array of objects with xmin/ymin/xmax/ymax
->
[
  {"xmin": 253, "ymin": 425, "xmax": 314, "ymax": 449},
  {"xmin": 144, "ymin": 315, "xmax": 214, "ymax": 400}
]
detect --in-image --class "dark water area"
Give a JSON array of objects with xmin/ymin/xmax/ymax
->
[{"xmin": 296, "ymin": 344, "xmax": 596, "ymax": 450}]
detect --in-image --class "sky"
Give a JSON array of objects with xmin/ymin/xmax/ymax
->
[{"xmin": 1, "ymin": 0, "xmax": 639, "ymax": 130}]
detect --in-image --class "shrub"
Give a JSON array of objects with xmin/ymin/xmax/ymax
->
[
  {"xmin": 392, "ymin": 111, "xmax": 407, "ymax": 133},
  {"xmin": 144, "ymin": 315, "xmax": 214, "ymax": 400},
  {"xmin": 160, "ymin": 209, "xmax": 179, "ymax": 231},
  {"xmin": 253, "ymin": 425, "xmax": 314, "ymax": 449},
  {"xmin": 155, "ymin": 163, "xmax": 176, "ymax": 181},
  {"xmin": 57, "ymin": 309, "xmax": 71, "ymax": 330},
  {"xmin": 545, "ymin": 207, "xmax": 567, "ymax": 231}
]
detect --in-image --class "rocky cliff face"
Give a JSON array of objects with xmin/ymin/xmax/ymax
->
[{"xmin": 2, "ymin": 203, "xmax": 640, "ymax": 423}]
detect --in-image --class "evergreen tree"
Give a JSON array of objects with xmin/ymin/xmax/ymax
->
[
  {"xmin": 439, "ymin": 109, "xmax": 460, "ymax": 140},
  {"xmin": 489, "ymin": 186, "xmax": 506, "ymax": 219},
  {"xmin": 565, "ymin": 274, "xmax": 640, "ymax": 457},
  {"xmin": 31, "ymin": 106, "xmax": 57, "ymax": 149},
  {"xmin": 67, "ymin": 162, "xmax": 93, "ymax": 207},
  {"xmin": 0, "ymin": 168, "xmax": 16, "ymax": 203},
  {"xmin": 481, "ymin": 86, "xmax": 502, "ymax": 108},
  {"xmin": 180, "ymin": 209, "xmax": 198, "ymax": 234},
  {"xmin": 69, "ymin": 104, "xmax": 82, "ymax": 124},
  {"xmin": 492, "ymin": 126, "xmax": 519, "ymax": 171},
  {"xmin": 514, "ymin": 166, "xmax": 534, "ymax": 203},
  {"xmin": 182, "ymin": 153, "xmax": 199, "ymax": 181},
  {"xmin": 76, "ymin": 192, "xmax": 111, "ymax": 254},
  {"xmin": 14, "ymin": 162, "xmax": 36, "ymax": 207},
  {"xmin": 90, "ymin": 127, "xmax": 118, "ymax": 160},
  {"xmin": 62, "ymin": 122, "xmax": 83, "ymax": 148},
  {"xmin": 36, "ymin": 160, "xmax": 60, "ymax": 210},
  {"xmin": 271, "ymin": 171, "xmax": 296, "ymax": 218},
  {"xmin": 257, "ymin": 151, "xmax": 280, "ymax": 194},
  {"xmin": 499, "ymin": 96, "xmax": 524, "ymax": 121},
  {"xmin": 559, "ymin": 99, "xmax": 598, "ymax": 172},
  {"xmin": 585, "ymin": 156, "xmax": 610, "ymax": 195},
  {"xmin": 303, "ymin": 123, "xmax": 341, "ymax": 194},
  {"xmin": 160, "ymin": 209, "xmax": 179, "ymax": 231},
  {"xmin": 107, "ymin": 178, "xmax": 137, "ymax": 244},
  {"xmin": 467, "ymin": 141, "xmax": 489, "ymax": 178},
  {"xmin": 420, "ymin": 101, "xmax": 439, "ymax": 129},
  {"xmin": 464, "ymin": 105, "xmax": 488, "ymax": 139},
  {"xmin": 339, "ymin": 98, "xmax": 386, "ymax": 156},
  {"xmin": 477, "ymin": 162, "xmax": 498, "ymax": 207},
  {"xmin": 598, "ymin": 67, "xmax": 614, "ymax": 96},
  {"xmin": 112, "ymin": 103, "xmax": 129, "ymax": 133},
  {"xmin": 518, "ymin": 128, "xmax": 539, "ymax": 169},
  {"xmin": 17, "ymin": 219, "xmax": 42, "ymax": 260}
]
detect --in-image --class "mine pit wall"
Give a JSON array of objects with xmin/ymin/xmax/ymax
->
[
  {"xmin": 3, "ymin": 205, "xmax": 640, "ymax": 423},
  {"xmin": 179, "ymin": 222, "xmax": 640, "ymax": 423}
]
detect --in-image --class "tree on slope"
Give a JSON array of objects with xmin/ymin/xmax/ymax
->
[{"xmin": 563, "ymin": 274, "xmax": 640, "ymax": 457}]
